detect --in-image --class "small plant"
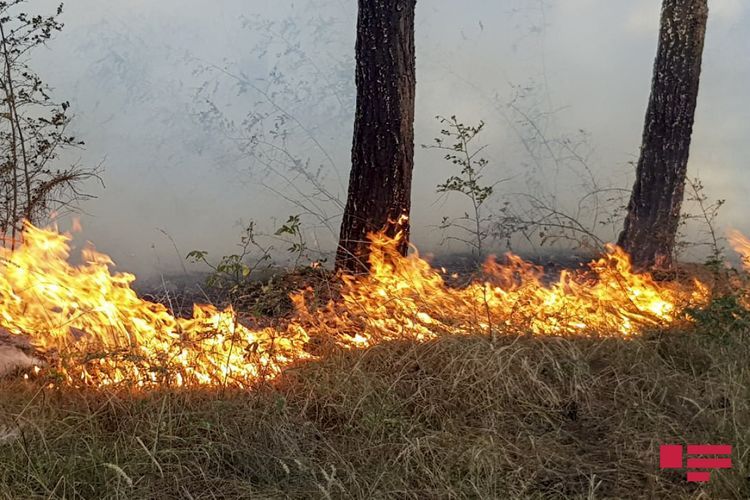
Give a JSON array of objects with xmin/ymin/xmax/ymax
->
[
  {"xmin": 187, "ymin": 221, "xmax": 273, "ymax": 294},
  {"xmin": 424, "ymin": 115, "xmax": 500, "ymax": 263},
  {"xmin": 688, "ymin": 294, "xmax": 750, "ymax": 336},
  {"xmin": 187, "ymin": 215, "xmax": 322, "ymax": 315},
  {"xmin": 274, "ymin": 214, "xmax": 308, "ymax": 267},
  {"xmin": 675, "ymin": 176, "xmax": 725, "ymax": 268}
]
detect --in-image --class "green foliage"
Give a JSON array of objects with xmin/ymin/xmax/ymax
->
[
  {"xmin": 187, "ymin": 221, "xmax": 272, "ymax": 293},
  {"xmin": 187, "ymin": 215, "xmax": 315, "ymax": 308},
  {"xmin": 434, "ymin": 119, "xmax": 492, "ymax": 205},
  {"xmin": 688, "ymin": 294, "xmax": 750, "ymax": 335},
  {"xmin": 274, "ymin": 214, "xmax": 307, "ymax": 266},
  {"xmin": 425, "ymin": 115, "xmax": 500, "ymax": 263}
]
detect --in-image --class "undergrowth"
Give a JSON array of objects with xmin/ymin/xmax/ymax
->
[{"xmin": 1, "ymin": 325, "xmax": 748, "ymax": 499}]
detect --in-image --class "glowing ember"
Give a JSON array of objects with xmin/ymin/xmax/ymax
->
[{"xmin": 0, "ymin": 221, "xmax": 715, "ymax": 388}]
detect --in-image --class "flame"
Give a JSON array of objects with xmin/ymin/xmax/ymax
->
[
  {"xmin": 728, "ymin": 229, "xmax": 750, "ymax": 272},
  {"xmin": 0, "ymin": 222, "xmax": 308, "ymax": 387},
  {"xmin": 294, "ymin": 231, "xmax": 708, "ymax": 345},
  {"xmin": 0, "ymin": 221, "xmax": 714, "ymax": 388}
]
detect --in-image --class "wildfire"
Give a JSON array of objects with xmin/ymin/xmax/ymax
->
[
  {"xmin": 0, "ymin": 221, "xmax": 716, "ymax": 388},
  {"xmin": 728, "ymin": 229, "xmax": 750, "ymax": 272},
  {"xmin": 0, "ymin": 222, "xmax": 308, "ymax": 387},
  {"xmin": 294, "ymin": 230, "xmax": 708, "ymax": 346}
]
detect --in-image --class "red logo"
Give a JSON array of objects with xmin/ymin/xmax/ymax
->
[{"xmin": 660, "ymin": 444, "xmax": 732, "ymax": 483}]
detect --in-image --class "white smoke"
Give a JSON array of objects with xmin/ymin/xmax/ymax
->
[{"xmin": 0, "ymin": 345, "xmax": 38, "ymax": 377}]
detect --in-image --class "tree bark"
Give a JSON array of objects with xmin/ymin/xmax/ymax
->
[
  {"xmin": 336, "ymin": 0, "xmax": 416, "ymax": 273},
  {"xmin": 618, "ymin": 0, "xmax": 708, "ymax": 269}
]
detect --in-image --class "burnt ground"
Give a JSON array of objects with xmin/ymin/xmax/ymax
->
[
  {"xmin": 430, "ymin": 250, "xmax": 595, "ymax": 286},
  {"xmin": 132, "ymin": 271, "xmax": 215, "ymax": 317},
  {"xmin": 131, "ymin": 250, "xmax": 597, "ymax": 318}
]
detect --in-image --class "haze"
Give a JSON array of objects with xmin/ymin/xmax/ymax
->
[{"xmin": 30, "ymin": 0, "xmax": 750, "ymax": 276}]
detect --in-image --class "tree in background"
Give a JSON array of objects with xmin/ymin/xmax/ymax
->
[
  {"xmin": 0, "ymin": 1, "xmax": 99, "ymax": 245},
  {"xmin": 336, "ymin": 0, "xmax": 417, "ymax": 273},
  {"xmin": 618, "ymin": 0, "xmax": 709, "ymax": 269}
]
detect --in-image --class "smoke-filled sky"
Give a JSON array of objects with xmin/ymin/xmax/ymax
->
[{"xmin": 28, "ymin": 0, "xmax": 750, "ymax": 275}]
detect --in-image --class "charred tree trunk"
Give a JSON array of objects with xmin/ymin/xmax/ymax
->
[
  {"xmin": 618, "ymin": 0, "xmax": 708, "ymax": 269},
  {"xmin": 336, "ymin": 0, "xmax": 416, "ymax": 273}
]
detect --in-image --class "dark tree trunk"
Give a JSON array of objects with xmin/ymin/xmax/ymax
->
[
  {"xmin": 618, "ymin": 0, "xmax": 708, "ymax": 269},
  {"xmin": 336, "ymin": 0, "xmax": 417, "ymax": 273}
]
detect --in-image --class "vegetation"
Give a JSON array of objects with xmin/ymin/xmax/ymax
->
[
  {"xmin": 0, "ymin": 1, "xmax": 99, "ymax": 242},
  {"xmin": 426, "ymin": 116, "xmax": 499, "ymax": 264},
  {"xmin": 187, "ymin": 222, "xmax": 271, "ymax": 291},
  {"xmin": 1, "ymin": 322, "xmax": 748, "ymax": 499}
]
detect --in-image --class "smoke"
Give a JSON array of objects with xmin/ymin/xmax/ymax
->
[
  {"xmin": 0, "ymin": 345, "xmax": 38, "ymax": 377},
  {"xmin": 21, "ymin": 0, "xmax": 750, "ymax": 275}
]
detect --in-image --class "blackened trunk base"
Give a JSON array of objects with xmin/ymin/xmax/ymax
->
[{"xmin": 336, "ymin": 0, "xmax": 417, "ymax": 273}]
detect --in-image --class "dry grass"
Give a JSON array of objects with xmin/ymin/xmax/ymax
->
[{"xmin": 0, "ymin": 324, "xmax": 748, "ymax": 499}]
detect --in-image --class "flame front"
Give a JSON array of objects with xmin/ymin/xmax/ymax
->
[
  {"xmin": 0, "ymin": 222, "xmax": 308, "ymax": 386},
  {"xmin": 294, "ymin": 230, "xmax": 708, "ymax": 345},
  {"xmin": 729, "ymin": 230, "xmax": 750, "ymax": 272},
  {"xmin": 1, "ymin": 222, "xmax": 713, "ymax": 388}
]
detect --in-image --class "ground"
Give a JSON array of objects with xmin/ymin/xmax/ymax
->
[{"xmin": 1, "ymin": 323, "xmax": 748, "ymax": 499}]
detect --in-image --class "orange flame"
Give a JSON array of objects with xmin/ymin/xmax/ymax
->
[
  {"xmin": 0, "ymin": 222, "xmax": 714, "ymax": 388},
  {"xmin": 294, "ymin": 232, "xmax": 708, "ymax": 345},
  {"xmin": 0, "ymin": 222, "xmax": 307, "ymax": 387},
  {"xmin": 728, "ymin": 229, "xmax": 750, "ymax": 272}
]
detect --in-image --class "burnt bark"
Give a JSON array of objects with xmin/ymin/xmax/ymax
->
[
  {"xmin": 336, "ymin": 0, "xmax": 416, "ymax": 273},
  {"xmin": 618, "ymin": 0, "xmax": 708, "ymax": 269}
]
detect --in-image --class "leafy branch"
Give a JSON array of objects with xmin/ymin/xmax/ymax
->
[{"xmin": 424, "ymin": 115, "xmax": 505, "ymax": 263}]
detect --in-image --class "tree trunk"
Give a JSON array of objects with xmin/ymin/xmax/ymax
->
[
  {"xmin": 336, "ymin": 0, "xmax": 416, "ymax": 273},
  {"xmin": 618, "ymin": 0, "xmax": 708, "ymax": 269}
]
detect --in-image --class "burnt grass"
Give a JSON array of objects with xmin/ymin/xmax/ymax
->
[{"xmin": 134, "ymin": 265, "xmax": 337, "ymax": 320}]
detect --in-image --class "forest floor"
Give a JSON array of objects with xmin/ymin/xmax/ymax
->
[{"xmin": 1, "ymin": 320, "xmax": 748, "ymax": 498}]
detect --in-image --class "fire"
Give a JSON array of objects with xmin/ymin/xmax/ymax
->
[
  {"xmin": 0, "ymin": 222, "xmax": 308, "ymax": 387},
  {"xmin": 0, "ymin": 221, "xmax": 716, "ymax": 388},
  {"xmin": 294, "ymin": 230, "xmax": 709, "ymax": 346},
  {"xmin": 728, "ymin": 230, "xmax": 750, "ymax": 272}
]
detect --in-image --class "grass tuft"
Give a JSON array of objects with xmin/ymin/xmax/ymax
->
[{"xmin": 1, "ymin": 325, "xmax": 748, "ymax": 498}]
